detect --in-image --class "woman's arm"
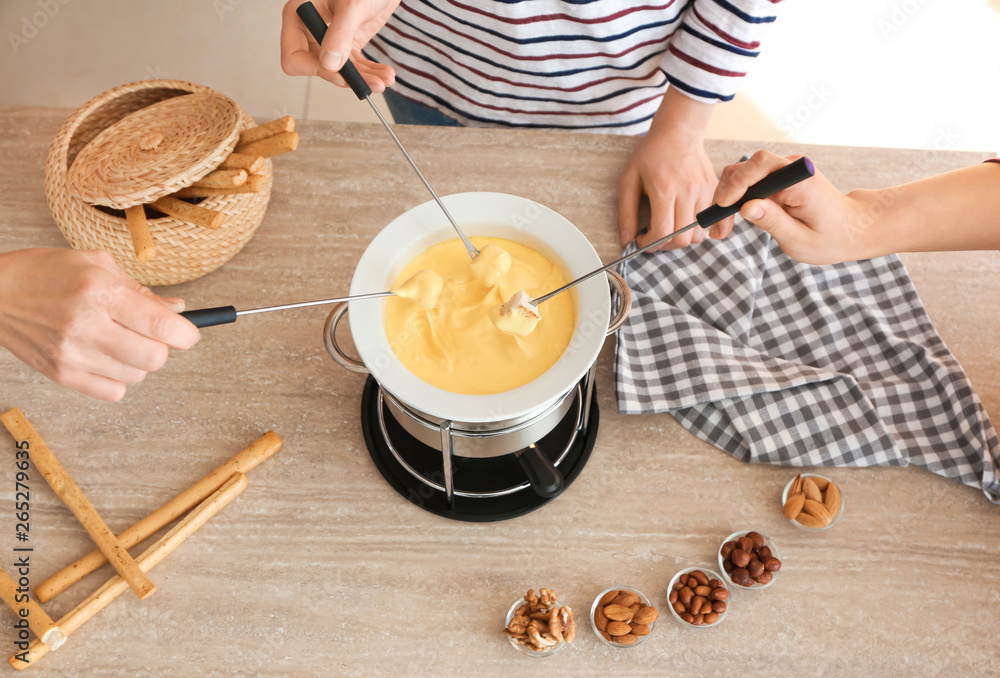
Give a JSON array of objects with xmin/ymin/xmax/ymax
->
[{"xmin": 711, "ymin": 150, "xmax": 1000, "ymax": 264}]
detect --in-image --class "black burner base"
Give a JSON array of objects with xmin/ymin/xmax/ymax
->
[{"xmin": 361, "ymin": 377, "xmax": 598, "ymax": 522}]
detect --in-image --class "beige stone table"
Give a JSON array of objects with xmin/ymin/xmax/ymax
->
[{"xmin": 1, "ymin": 106, "xmax": 998, "ymax": 677}]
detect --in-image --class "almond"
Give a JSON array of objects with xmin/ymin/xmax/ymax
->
[
  {"xmin": 632, "ymin": 605, "xmax": 659, "ymax": 625},
  {"xmin": 802, "ymin": 498, "xmax": 833, "ymax": 525},
  {"xmin": 614, "ymin": 634, "xmax": 638, "ymax": 645},
  {"xmin": 593, "ymin": 604, "xmax": 608, "ymax": 632},
  {"xmin": 603, "ymin": 604, "xmax": 635, "ymax": 622},
  {"xmin": 789, "ymin": 473, "xmax": 804, "ymax": 496},
  {"xmin": 803, "ymin": 477, "xmax": 823, "ymax": 503},
  {"xmin": 811, "ymin": 476, "xmax": 830, "ymax": 492},
  {"xmin": 631, "ymin": 623, "xmax": 651, "ymax": 636},
  {"xmin": 599, "ymin": 590, "xmax": 619, "ymax": 606},
  {"xmin": 782, "ymin": 493, "xmax": 805, "ymax": 520},
  {"xmin": 823, "ymin": 481, "xmax": 841, "ymax": 515},
  {"xmin": 795, "ymin": 511, "xmax": 827, "ymax": 528},
  {"xmin": 607, "ymin": 620, "xmax": 632, "ymax": 636},
  {"xmin": 613, "ymin": 592, "xmax": 639, "ymax": 608}
]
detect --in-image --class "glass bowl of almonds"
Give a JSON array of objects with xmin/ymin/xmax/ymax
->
[
  {"xmin": 504, "ymin": 588, "xmax": 575, "ymax": 657},
  {"xmin": 666, "ymin": 567, "xmax": 730, "ymax": 628},
  {"xmin": 590, "ymin": 586, "xmax": 658, "ymax": 648},
  {"xmin": 781, "ymin": 473, "xmax": 844, "ymax": 531}
]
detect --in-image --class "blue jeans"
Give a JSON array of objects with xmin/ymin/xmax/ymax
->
[{"xmin": 382, "ymin": 89, "xmax": 463, "ymax": 127}]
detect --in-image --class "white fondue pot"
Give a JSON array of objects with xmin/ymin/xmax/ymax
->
[{"xmin": 325, "ymin": 193, "xmax": 629, "ymax": 483}]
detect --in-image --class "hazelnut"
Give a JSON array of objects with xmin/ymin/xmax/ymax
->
[
  {"xmin": 746, "ymin": 531, "xmax": 765, "ymax": 550},
  {"xmin": 731, "ymin": 549, "xmax": 751, "ymax": 568}
]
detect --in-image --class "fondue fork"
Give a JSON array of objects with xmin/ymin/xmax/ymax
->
[
  {"xmin": 296, "ymin": 2, "xmax": 480, "ymax": 260},
  {"xmin": 180, "ymin": 292, "xmax": 394, "ymax": 329},
  {"xmin": 529, "ymin": 157, "xmax": 816, "ymax": 307}
]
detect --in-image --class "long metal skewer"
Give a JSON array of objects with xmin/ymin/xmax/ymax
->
[{"xmin": 182, "ymin": 292, "xmax": 395, "ymax": 328}]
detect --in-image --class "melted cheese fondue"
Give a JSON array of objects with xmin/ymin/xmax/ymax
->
[{"xmin": 385, "ymin": 236, "xmax": 575, "ymax": 395}]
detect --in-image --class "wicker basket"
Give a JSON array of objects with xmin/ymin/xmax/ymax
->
[{"xmin": 45, "ymin": 79, "xmax": 273, "ymax": 286}]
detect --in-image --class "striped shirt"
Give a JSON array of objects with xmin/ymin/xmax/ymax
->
[{"xmin": 363, "ymin": 0, "xmax": 782, "ymax": 135}]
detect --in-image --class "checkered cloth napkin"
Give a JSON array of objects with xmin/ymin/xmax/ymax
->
[{"xmin": 614, "ymin": 219, "xmax": 1000, "ymax": 503}]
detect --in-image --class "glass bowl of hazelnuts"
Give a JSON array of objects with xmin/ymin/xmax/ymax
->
[
  {"xmin": 718, "ymin": 530, "xmax": 782, "ymax": 591},
  {"xmin": 666, "ymin": 567, "xmax": 729, "ymax": 629}
]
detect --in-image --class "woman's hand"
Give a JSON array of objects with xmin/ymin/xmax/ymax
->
[
  {"xmin": 280, "ymin": 0, "xmax": 399, "ymax": 92},
  {"xmin": 618, "ymin": 88, "xmax": 716, "ymax": 251},
  {"xmin": 0, "ymin": 249, "xmax": 200, "ymax": 401},
  {"xmin": 712, "ymin": 150, "xmax": 873, "ymax": 264}
]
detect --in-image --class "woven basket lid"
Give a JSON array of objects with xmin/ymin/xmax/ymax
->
[{"xmin": 66, "ymin": 91, "xmax": 242, "ymax": 209}]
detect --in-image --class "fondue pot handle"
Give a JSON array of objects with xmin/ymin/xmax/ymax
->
[
  {"xmin": 605, "ymin": 270, "xmax": 632, "ymax": 335},
  {"xmin": 323, "ymin": 303, "xmax": 369, "ymax": 374},
  {"xmin": 515, "ymin": 444, "xmax": 563, "ymax": 498}
]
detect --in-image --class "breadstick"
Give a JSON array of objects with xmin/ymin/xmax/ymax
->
[
  {"xmin": 190, "ymin": 169, "xmax": 247, "ymax": 189},
  {"xmin": 236, "ymin": 131, "xmax": 299, "ymax": 158},
  {"xmin": 218, "ymin": 152, "xmax": 264, "ymax": 173},
  {"xmin": 151, "ymin": 196, "xmax": 225, "ymax": 230},
  {"xmin": 0, "ymin": 569, "xmax": 65, "ymax": 650},
  {"xmin": 0, "ymin": 409, "xmax": 155, "ymax": 601},
  {"xmin": 10, "ymin": 473, "xmax": 248, "ymax": 670},
  {"xmin": 36, "ymin": 431, "xmax": 282, "ymax": 603},
  {"xmin": 170, "ymin": 173, "xmax": 264, "ymax": 199},
  {"xmin": 123, "ymin": 205, "xmax": 155, "ymax": 262},
  {"xmin": 237, "ymin": 114, "xmax": 294, "ymax": 147}
]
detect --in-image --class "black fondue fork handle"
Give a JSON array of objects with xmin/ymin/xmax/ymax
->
[
  {"xmin": 182, "ymin": 306, "xmax": 237, "ymax": 328},
  {"xmin": 695, "ymin": 156, "xmax": 815, "ymax": 227},
  {"xmin": 295, "ymin": 2, "xmax": 371, "ymax": 100}
]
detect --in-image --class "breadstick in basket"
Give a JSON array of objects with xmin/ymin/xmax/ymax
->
[
  {"xmin": 191, "ymin": 169, "xmax": 247, "ymax": 189},
  {"xmin": 237, "ymin": 131, "xmax": 299, "ymax": 159},
  {"xmin": 123, "ymin": 205, "xmax": 155, "ymax": 262},
  {"xmin": 171, "ymin": 173, "xmax": 264, "ymax": 199},
  {"xmin": 151, "ymin": 196, "xmax": 225, "ymax": 230},
  {"xmin": 36, "ymin": 431, "xmax": 282, "ymax": 603},
  {"xmin": 237, "ymin": 114, "xmax": 294, "ymax": 147},
  {"xmin": 218, "ymin": 152, "xmax": 264, "ymax": 173},
  {"xmin": 9, "ymin": 473, "xmax": 249, "ymax": 670},
  {"xmin": 0, "ymin": 408, "xmax": 155, "ymax": 601}
]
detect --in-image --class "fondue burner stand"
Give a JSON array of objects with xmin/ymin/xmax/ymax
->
[{"xmin": 359, "ymin": 364, "xmax": 600, "ymax": 522}]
